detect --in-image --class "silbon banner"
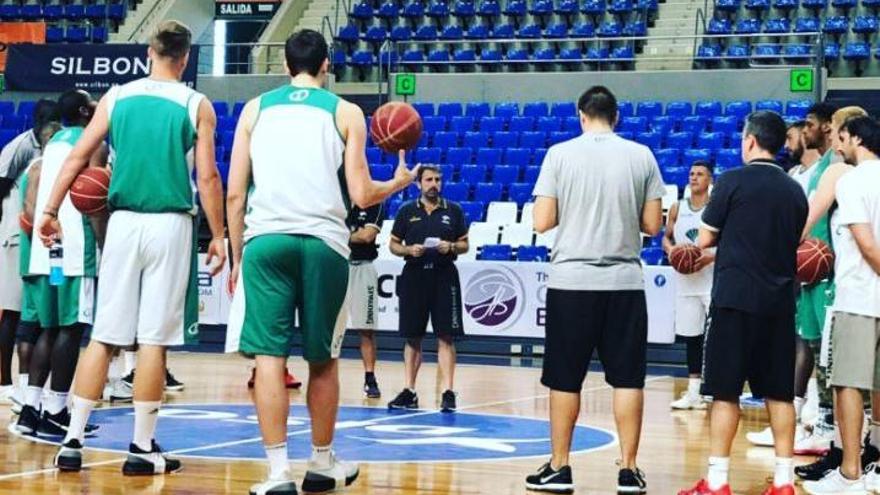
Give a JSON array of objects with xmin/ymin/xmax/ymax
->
[{"xmin": 5, "ymin": 43, "xmax": 199, "ymax": 92}]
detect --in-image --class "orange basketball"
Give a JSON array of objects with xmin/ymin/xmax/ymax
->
[
  {"xmin": 797, "ymin": 238, "xmax": 834, "ymax": 285},
  {"xmin": 370, "ymin": 101, "xmax": 423, "ymax": 153},
  {"xmin": 669, "ymin": 244, "xmax": 702, "ymax": 274},
  {"xmin": 19, "ymin": 212, "xmax": 32, "ymax": 237},
  {"xmin": 70, "ymin": 167, "xmax": 111, "ymax": 215}
]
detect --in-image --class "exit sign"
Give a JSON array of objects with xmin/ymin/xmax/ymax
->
[{"xmin": 790, "ymin": 69, "xmax": 814, "ymax": 92}]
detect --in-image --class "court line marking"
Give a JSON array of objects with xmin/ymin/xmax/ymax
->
[{"xmin": 0, "ymin": 375, "xmax": 667, "ymax": 480}]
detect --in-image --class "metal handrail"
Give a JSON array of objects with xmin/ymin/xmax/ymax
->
[{"xmin": 694, "ymin": 9, "xmax": 707, "ymax": 59}]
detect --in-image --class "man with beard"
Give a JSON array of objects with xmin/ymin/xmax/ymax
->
[{"xmin": 388, "ymin": 165, "xmax": 469, "ymax": 413}]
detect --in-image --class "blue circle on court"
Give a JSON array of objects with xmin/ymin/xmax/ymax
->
[{"xmin": 30, "ymin": 404, "xmax": 616, "ymax": 463}]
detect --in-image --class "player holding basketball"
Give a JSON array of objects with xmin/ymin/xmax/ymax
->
[
  {"xmin": 664, "ymin": 160, "xmax": 714, "ymax": 411},
  {"xmin": 804, "ymin": 116, "xmax": 880, "ymax": 494},
  {"xmin": 225, "ymin": 29, "xmax": 415, "ymax": 495},
  {"xmin": 679, "ymin": 111, "xmax": 807, "ymax": 495},
  {"xmin": 37, "ymin": 21, "xmax": 226, "ymax": 475}
]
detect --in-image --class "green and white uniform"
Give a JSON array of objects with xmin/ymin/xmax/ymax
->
[
  {"xmin": 798, "ymin": 149, "xmax": 835, "ymax": 341},
  {"xmin": 22, "ymin": 127, "xmax": 97, "ymax": 327},
  {"xmin": 673, "ymin": 199, "xmax": 713, "ymax": 337},
  {"xmin": 227, "ymin": 85, "xmax": 350, "ymax": 362},
  {"xmin": 90, "ymin": 78, "xmax": 202, "ymax": 347}
]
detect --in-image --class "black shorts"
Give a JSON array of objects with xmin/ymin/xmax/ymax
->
[
  {"xmin": 397, "ymin": 262, "xmax": 464, "ymax": 339},
  {"xmin": 541, "ymin": 289, "xmax": 647, "ymax": 392},
  {"xmin": 701, "ymin": 306, "xmax": 795, "ymax": 401}
]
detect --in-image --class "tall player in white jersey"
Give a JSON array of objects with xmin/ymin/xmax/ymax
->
[
  {"xmin": 36, "ymin": 21, "xmax": 226, "ymax": 476},
  {"xmin": 664, "ymin": 160, "xmax": 714, "ymax": 410},
  {"xmin": 225, "ymin": 30, "xmax": 415, "ymax": 495}
]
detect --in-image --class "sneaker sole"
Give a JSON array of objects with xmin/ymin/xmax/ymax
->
[
  {"xmin": 364, "ymin": 392, "xmax": 381, "ymax": 399},
  {"xmin": 617, "ymin": 485, "xmax": 647, "ymax": 493},
  {"xmin": 388, "ymin": 404, "xmax": 418, "ymax": 410},
  {"xmin": 164, "ymin": 385, "xmax": 184, "ymax": 392},
  {"xmin": 441, "ymin": 407, "xmax": 456, "ymax": 413},
  {"xmin": 56, "ymin": 460, "xmax": 82, "ymax": 472},
  {"xmin": 122, "ymin": 461, "xmax": 183, "ymax": 476},
  {"xmin": 300, "ymin": 470, "xmax": 359, "ymax": 493},
  {"xmin": 525, "ymin": 482, "xmax": 575, "ymax": 493},
  {"xmin": 249, "ymin": 484, "xmax": 298, "ymax": 495}
]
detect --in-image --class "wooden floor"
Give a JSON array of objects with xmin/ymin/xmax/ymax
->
[{"xmin": 0, "ymin": 353, "xmax": 815, "ymax": 494}]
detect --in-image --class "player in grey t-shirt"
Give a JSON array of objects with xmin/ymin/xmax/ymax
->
[{"xmin": 524, "ymin": 86, "xmax": 664, "ymax": 495}]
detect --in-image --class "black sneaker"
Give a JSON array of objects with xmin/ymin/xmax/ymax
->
[
  {"xmin": 54, "ymin": 438, "xmax": 83, "ymax": 472},
  {"xmin": 37, "ymin": 408, "xmax": 100, "ymax": 437},
  {"xmin": 121, "ymin": 371, "xmax": 135, "ymax": 388},
  {"xmin": 165, "ymin": 370, "xmax": 184, "ymax": 392},
  {"xmin": 795, "ymin": 444, "xmax": 843, "ymax": 481},
  {"xmin": 15, "ymin": 405, "xmax": 40, "ymax": 435},
  {"xmin": 363, "ymin": 378, "xmax": 381, "ymax": 399},
  {"xmin": 617, "ymin": 468, "xmax": 647, "ymax": 493},
  {"xmin": 440, "ymin": 390, "xmax": 457, "ymax": 413},
  {"xmin": 122, "ymin": 440, "xmax": 183, "ymax": 476},
  {"xmin": 864, "ymin": 441, "xmax": 880, "ymax": 469},
  {"xmin": 525, "ymin": 462, "xmax": 574, "ymax": 493},
  {"xmin": 388, "ymin": 389, "xmax": 418, "ymax": 410}
]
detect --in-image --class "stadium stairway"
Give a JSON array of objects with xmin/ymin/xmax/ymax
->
[
  {"xmin": 111, "ymin": 0, "xmax": 213, "ymax": 43},
  {"xmin": 252, "ymin": 0, "xmax": 321, "ymax": 74},
  {"xmin": 295, "ymin": 0, "xmax": 340, "ymax": 40},
  {"xmin": 636, "ymin": 0, "xmax": 705, "ymax": 70}
]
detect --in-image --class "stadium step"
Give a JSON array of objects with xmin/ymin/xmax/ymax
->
[{"xmin": 637, "ymin": 0, "xmax": 703, "ymax": 70}]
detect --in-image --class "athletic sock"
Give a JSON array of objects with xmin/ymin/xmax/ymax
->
[
  {"xmin": 17, "ymin": 374, "xmax": 28, "ymax": 395},
  {"xmin": 707, "ymin": 457, "xmax": 730, "ymax": 491},
  {"xmin": 132, "ymin": 400, "xmax": 161, "ymax": 452},
  {"xmin": 311, "ymin": 444, "xmax": 333, "ymax": 469},
  {"xmin": 44, "ymin": 390, "xmax": 68, "ymax": 415},
  {"xmin": 124, "ymin": 351, "xmax": 137, "ymax": 376},
  {"xmin": 25, "ymin": 385, "xmax": 41, "ymax": 408},
  {"xmin": 794, "ymin": 396, "xmax": 806, "ymax": 422},
  {"xmin": 773, "ymin": 457, "xmax": 794, "ymax": 487},
  {"xmin": 63, "ymin": 395, "xmax": 96, "ymax": 444},
  {"xmin": 107, "ymin": 355, "xmax": 123, "ymax": 381},
  {"xmin": 687, "ymin": 377, "xmax": 701, "ymax": 398},
  {"xmin": 871, "ymin": 420, "xmax": 880, "ymax": 449},
  {"xmin": 265, "ymin": 442, "xmax": 289, "ymax": 480}
]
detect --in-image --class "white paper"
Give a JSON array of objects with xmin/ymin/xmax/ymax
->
[{"xmin": 424, "ymin": 237, "xmax": 441, "ymax": 249}]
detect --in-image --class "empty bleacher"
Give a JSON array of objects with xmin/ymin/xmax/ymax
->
[{"xmin": 0, "ymin": 0, "xmax": 136, "ymax": 43}]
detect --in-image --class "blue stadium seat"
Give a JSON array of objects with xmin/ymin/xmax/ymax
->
[
  {"xmin": 707, "ymin": 18, "xmax": 733, "ymax": 35},
  {"xmin": 853, "ymin": 15, "xmax": 879, "ymax": 34},
  {"xmin": 764, "ymin": 17, "xmax": 792, "ymax": 33},
  {"xmin": 716, "ymin": 148, "xmax": 741, "ymax": 168},
  {"xmin": 477, "ymin": 148, "xmax": 502, "ymax": 165},
  {"xmin": 696, "ymin": 101, "xmax": 723, "ymax": 118},
  {"xmin": 666, "ymin": 101, "xmax": 693, "ymax": 118},
  {"xmin": 784, "ymin": 44, "xmax": 812, "ymax": 62},
  {"xmin": 423, "ymin": 116, "xmax": 447, "ymax": 134},
  {"xmin": 582, "ymin": 0, "xmax": 606, "ymax": 15},
  {"xmin": 534, "ymin": 48, "xmax": 557, "ymax": 62},
  {"xmin": 617, "ymin": 101, "xmax": 634, "ymax": 117},
  {"xmin": 453, "ymin": 1, "xmax": 477, "ymax": 21},
  {"xmin": 1, "ymin": 5, "xmax": 22, "ymax": 21},
  {"xmin": 794, "ymin": 17, "xmax": 821, "ymax": 33},
  {"xmin": 438, "ymin": 164, "xmax": 455, "ymax": 178},
  {"xmin": 444, "ymin": 182, "xmax": 470, "ymax": 201},
  {"xmin": 715, "ymin": 0, "xmax": 742, "ymax": 10},
  {"xmin": 697, "ymin": 132, "xmax": 724, "ymax": 150},
  {"xmin": 0, "ymin": 102, "xmax": 14, "ymax": 117},
  {"xmin": 481, "ymin": 244, "xmax": 513, "ymax": 261},
  {"xmin": 557, "ymin": 0, "xmax": 580, "ymax": 16},
  {"xmin": 746, "ymin": 0, "xmax": 771, "ymax": 11},
  {"xmin": 462, "ymin": 200, "xmax": 487, "ymax": 221},
  {"xmin": 494, "ymin": 102, "xmax": 520, "ymax": 118},
  {"xmin": 823, "ymin": 16, "xmax": 849, "ymax": 34},
  {"xmin": 651, "ymin": 116, "xmax": 675, "ymax": 136},
  {"xmin": 475, "ymin": 182, "xmax": 503, "ymax": 202},
  {"xmin": 572, "ymin": 22, "xmax": 596, "ymax": 37},
  {"xmin": 518, "ymin": 24, "xmax": 542, "ymax": 39},
  {"xmin": 537, "ymin": 116, "xmax": 562, "ymax": 133},
  {"xmin": 108, "ymin": 3, "xmax": 126, "ymax": 20},
  {"xmin": 452, "ymin": 116, "xmax": 476, "ymax": 133},
  {"xmin": 558, "ymin": 47, "xmax": 583, "ymax": 63},
  {"xmin": 636, "ymin": 132, "xmax": 662, "ymax": 150},
  {"xmin": 533, "ymin": 148, "xmax": 548, "ymax": 164},
  {"xmin": 510, "ymin": 182, "xmax": 535, "ymax": 204},
  {"xmin": 641, "ymin": 247, "xmax": 665, "ymax": 265},
  {"xmin": 597, "ymin": 20, "xmax": 623, "ymax": 37},
  {"xmin": 683, "ymin": 149, "xmax": 712, "ymax": 165},
  {"xmin": 493, "ymin": 132, "xmax": 518, "ymax": 148},
  {"xmin": 390, "ymin": 25, "xmax": 413, "ymax": 41},
  {"xmin": 735, "ymin": 18, "xmax": 762, "ymax": 34},
  {"xmin": 447, "ymin": 146, "xmax": 472, "ymax": 164},
  {"xmin": 43, "ymin": 5, "xmax": 63, "ymax": 21},
  {"xmin": 655, "ymin": 148, "xmax": 681, "ymax": 168},
  {"xmin": 46, "ymin": 26, "xmax": 64, "ymax": 43},
  {"xmin": 507, "ymin": 49, "xmax": 531, "ymax": 63},
  {"xmin": 623, "ymin": 21, "xmax": 647, "ymax": 37},
  {"xmin": 755, "ymin": 44, "xmax": 782, "ymax": 59},
  {"xmin": 726, "ymin": 45, "xmax": 749, "ymax": 59},
  {"xmin": 351, "ymin": 50, "xmax": 375, "ymax": 68},
  {"xmin": 510, "ymin": 116, "xmax": 535, "ymax": 132},
  {"xmin": 378, "ymin": 1, "xmax": 400, "ymax": 20},
  {"xmin": 21, "ymin": 4, "xmax": 41, "ymax": 20},
  {"xmin": 725, "ymin": 101, "xmax": 752, "ymax": 120},
  {"xmin": 416, "ymin": 147, "xmax": 442, "ymax": 163},
  {"xmin": 65, "ymin": 5, "xmax": 85, "ymax": 21},
  {"xmin": 414, "ymin": 24, "xmax": 438, "ymax": 41},
  {"xmin": 825, "ymin": 42, "xmax": 841, "ymax": 59},
  {"xmin": 480, "ymin": 117, "xmax": 505, "ymax": 133},
  {"xmin": 711, "ymin": 116, "xmax": 738, "ymax": 134},
  {"xmin": 667, "ymin": 132, "xmax": 694, "ymax": 149},
  {"xmin": 336, "ymin": 24, "xmax": 360, "ymax": 45},
  {"xmin": 2, "ymin": 115, "xmax": 25, "ymax": 132},
  {"xmin": 844, "ymin": 41, "xmax": 871, "ymax": 61},
  {"xmin": 519, "ymin": 132, "xmax": 546, "ymax": 149},
  {"xmin": 428, "ymin": 1, "xmax": 451, "ymax": 18},
  {"xmin": 609, "ymin": 0, "xmax": 634, "ymax": 12},
  {"xmin": 786, "ymin": 100, "xmax": 812, "ymax": 118},
  {"xmin": 481, "ymin": 49, "xmax": 503, "ymax": 64},
  {"xmin": 92, "ymin": 26, "xmax": 109, "ymax": 43},
  {"xmin": 544, "ymin": 23, "xmax": 569, "ymax": 38},
  {"xmin": 523, "ymin": 102, "xmax": 549, "ymax": 118},
  {"xmin": 364, "ymin": 26, "xmax": 388, "ymax": 44},
  {"xmin": 493, "ymin": 164, "xmax": 519, "ymax": 185},
  {"xmin": 547, "ymin": 131, "xmax": 571, "ymax": 145},
  {"xmin": 441, "ymin": 25, "xmax": 464, "ymax": 40},
  {"xmin": 492, "ymin": 23, "xmax": 516, "ymax": 38},
  {"xmin": 505, "ymin": 148, "xmax": 531, "ymax": 166},
  {"xmin": 832, "ymin": 0, "xmax": 858, "ymax": 9},
  {"xmin": 403, "ymin": 1, "xmax": 426, "ymax": 19},
  {"xmin": 637, "ymin": 101, "xmax": 663, "ymax": 119},
  {"xmin": 460, "ymin": 164, "xmax": 488, "ymax": 184},
  {"xmin": 386, "ymin": 199, "xmax": 403, "ymax": 219},
  {"xmin": 619, "ymin": 116, "xmax": 648, "ymax": 133},
  {"xmin": 412, "ymin": 102, "xmax": 435, "ymax": 117},
  {"xmin": 479, "ymin": 0, "xmax": 502, "ymax": 18},
  {"xmin": 370, "ymin": 163, "xmax": 394, "ymax": 180},
  {"xmin": 350, "ymin": 2, "xmax": 373, "ymax": 20},
  {"xmin": 563, "ymin": 117, "xmax": 580, "ymax": 133},
  {"xmin": 756, "ymin": 100, "xmax": 784, "ymax": 114},
  {"xmin": 522, "ymin": 166, "xmax": 541, "ymax": 183},
  {"xmin": 466, "ymin": 24, "xmax": 490, "ymax": 40},
  {"xmin": 518, "ymin": 245, "xmax": 549, "ymax": 262},
  {"xmin": 66, "ymin": 26, "xmax": 88, "ymax": 43},
  {"xmin": 681, "ymin": 116, "xmax": 708, "ymax": 133},
  {"xmin": 438, "ymin": 102, "xmax": 464, "ymax": 118},
  {"xmin": 464, "ymin": 131, "xmax": 489, "ymax": 148},
  {"xmin": 802, "ymin": 0, "xmax": 827, "ymax": 9}
]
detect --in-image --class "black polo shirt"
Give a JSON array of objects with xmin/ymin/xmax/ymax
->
[
  {"xmin": 391, "ymin": 198, "xmax": 468, "ymax": 265},
  {"xmin": 702, "ymin": 159, "xmax": 808, "ymax": 315},
  {"xmin": 347, "ymin": 203, "xmax": 384, "ymax": 261}
]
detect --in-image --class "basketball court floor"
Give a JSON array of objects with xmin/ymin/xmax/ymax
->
[{"xmin": 0, "ymin": 352, "xmax": 812, "ymax": 494}]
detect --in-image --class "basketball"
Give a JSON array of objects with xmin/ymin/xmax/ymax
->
[
  {"xmin": 797, "ymin": 238, "xmax": 834, "ymax": 285},
  {"xmin": 70, "ymin": 167, "xmax": 111, "ymax": 215},
  {"xmin": 18, "ymin": 212, "xmax": 32, "ymax": 236},
  {"xmin": 669, "ymin": 244, "xmax": 702, "ymax": 274},
  {"xmin": 370, "ymin": 101, "xmax": 423, "ymax": 153}
]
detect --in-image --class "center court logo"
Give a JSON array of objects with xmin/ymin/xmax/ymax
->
[{"xmin": 463, "ymin": 268, "xmax": 525, "ymax": 328}]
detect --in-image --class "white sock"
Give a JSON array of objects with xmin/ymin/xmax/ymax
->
[
  {"xmin": 108, "ymin": 355, "xmax": 123, "ymax": 381},
  {"xmin": 124, "ymin": 351, "xmax": 137, "ymax": 376},
  {"xmin": 133, "ymin": 401, "xmax": 161, "ymax": 452},
  {"xmin": 870, "ymin": 420, "xmax": 880, "ymax": 449},
  {"xmin": 265, "ymin": 443, "xmax": 289, "ymax": 480},
  {"xmin": 17, "ymin": 374, "xmax": 28, "ymax": 393},
  {"xmin": 688, "ymin": 377, "xmax": 701, "ymax": 398},
  {"xmin": 773, "ymin": 457, "xmax": 794, "ymax": 487},
  {"xmin": 63, "ymin": 395, "xmax": 96, "ymax": 444},
  {"xmin": 311, "ymin": 444, "xmax": 333, "ymax": 469},
  {"xmin": 707, "ymin": 457, "xmax": 730, "ymax": 490},
  {"xmin": 44, "ymin": 390, "xmax": 68, "ymax": 415},
  {"xmin": 25, "ymin": 385, "xmax": 41, "ymax": 408},
  {"xmin": 794, "ymin": 396, "xmax": 806, "ymax": 422}
]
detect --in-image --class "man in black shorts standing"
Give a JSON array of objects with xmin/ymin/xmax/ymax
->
[
  {"xmin": 679, "ymin": 111, "xmax": 808, "ymax": 495},
  {"xmin": 388, "ymin": 165, "xmax": 468, "ymax": 413},
  {"xmin": 524, "ymin": 86, "xmax": 665, "ymax": 494}
]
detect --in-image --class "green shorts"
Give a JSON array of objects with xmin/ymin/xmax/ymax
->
[
  {"xmin": 21, "ymin": 275, "xmax": 95, "ymax": 328},
  {"xmin": 797, "ymin": 281, "xmax": 834, "ymax": 341},
  {"xmin": 234, "ymin": 234, "xmax": 349, "ymax": 362}
]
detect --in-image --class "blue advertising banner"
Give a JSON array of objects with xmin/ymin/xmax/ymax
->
[{"xmin": 5, "ymin": 43, "xmax": 199, "ymax": 92}]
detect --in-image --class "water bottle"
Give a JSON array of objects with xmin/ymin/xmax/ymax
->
[{"xmin": 49, "ymin": 242, "xmax": 64, "ymax": 286}]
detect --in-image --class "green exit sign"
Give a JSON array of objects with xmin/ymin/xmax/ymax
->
[
  {"xmin": 790, "ymin": 69, "xmax": 814, "ymax": 92},
  {"xmin": 395, "ymin": 73, "xmax": 416, "ymax": 96}
]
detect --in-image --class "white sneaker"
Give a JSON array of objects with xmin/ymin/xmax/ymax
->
[
  {"xmin": 103, "ymin": 379, "xmax": 132, "ymax": 403},
  {"xmin": 670, "ymin": 393, "xmax": 707, "ymax": 410},
  {"xmin": 803, "ymin": 468, "xmax": 866, "ymax": 494},
  {"xmin": 865, "ymin": 463, "xmax": 880, "ymax": 493},
  {"xmin": 746, "ymin": 426, "xmax": 775, "ymax": 447},
  {"xmin": 795, "ymin": 425, "xmax": 832, "ymax": 456},
  {"xmin": 302, "ymin": 452, "xmax": 359, "ymax": 493},
  {"xmin": 249, "ymin": 477, "xmax": 298, "ymax": 495}
]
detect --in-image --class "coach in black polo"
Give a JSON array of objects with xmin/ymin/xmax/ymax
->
[
  {"xmin": 387, "ymin": 165, "xmax": 468, "ymax": 414},
  {"xmin": 679, "ymin": 111, "xmax": 808, "ymax": 495}
]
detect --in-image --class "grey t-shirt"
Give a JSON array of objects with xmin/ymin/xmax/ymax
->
[{"xmin": 533, "ymin": 131, "xmax": 666, "ymax": 291}]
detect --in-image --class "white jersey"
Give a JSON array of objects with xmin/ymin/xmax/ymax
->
[
  {"xmin": 245, "ymin": 85, "xmax": 349, "ymax": 258},
  {"xmin": 789, "ymin": 163, "xmax": 816, "ymax": 196},
  {"xmin": 673, "ymin": 199, "xmax": 713, "ymax": 296},
  {"xmin": 0, "ymin": 130, "xmax": 41, "ymax": 249}
]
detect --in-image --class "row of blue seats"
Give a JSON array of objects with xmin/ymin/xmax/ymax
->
[
  {"xmin": 46, "ymin": 24, "xmax": 109, "ymax": 43},
  {"xmin": 714, "ymin": 0, "xmax": 880, "ymax": 12},
  {"xmin": 641, "ymin": 247, "xmax": 668, "ymax": 266},
  {"xmin": 480, "ymin": 244, "xmax": 550, "ymax": 261},
  {"xmin": 387, "ymin": 198, "xmax": 498, "ymax": 221},
  {"xmin": 707, "ymin": 14, "xmax": 879, "ymax": 34},
  {"xmin": 697, "ymin": 40, "xmax": 878, "ymax": 60},
  {"xmin": 350, "ymin": 45, "xmax": 637, "ymax": 67},
  {"xmin": 0, "ymin": 3, "xmax": 126, "ymax": 22},
  {"xmin": 372, "ymin": 161, "xmax": 542, "ymax": 184},
  {"xmin": 337, "ymin": 20, "xmax": 647, "ymax": 44}
]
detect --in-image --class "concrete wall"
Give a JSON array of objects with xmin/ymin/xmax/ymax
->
[{"xmin": 390, "ymin": 69, "xmax": 820, "ymax": 104}]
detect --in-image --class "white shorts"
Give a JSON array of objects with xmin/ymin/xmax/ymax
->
[
  {"xmin": 675, "ymin": 294, "xmax": 711, "ymax": 337},
  {"xmin": 90, "ymin": 211, "xmax": 195, "ymax": 347},
  {"xmin": 0, "ymin": 241, "xmax": 22, "ymax": 311},
  {"xmin": 347, "ymin": 261, "xmax": 378, "ymax": 331}
]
